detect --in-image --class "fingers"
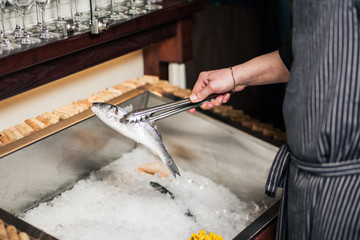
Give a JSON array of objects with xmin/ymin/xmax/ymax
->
[
  {"xmin": 201, "ymin": 93, "xmax": 228, "ymax": 109},
  {"xmin": 190, "ymin": 71, "xmax": 217, "ymax": 103},
  {"xmin": 201, "ymin": 101, "xmax": 214, "ymax": 110},
  {"xmin": 190, "ymin": 72, "xmax": 210, "ymax": 100},
  {"xmin": 189, "ymin": 108, "xmax": 196, "ymax": 114},
  {"xmin": 223, "ymin": 93, "xmax": 231, "ymax": 103},
  {"xmin": 189, "ymin": 93, "xmax": 232, "ymax": 114},
  {"xmin": 189, "ymin": 69, "xmax": 235, "ymax": 114},
  {"xmin": 189, "ymin": 85, "xmax": 214, "ymax": 103},
  {"xmin": 210, "ymin": 93, "xmax": 230, "ymax": 107}
]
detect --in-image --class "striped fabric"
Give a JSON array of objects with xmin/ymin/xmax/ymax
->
[
  {"xmin": 265, "ymin": 144, "xmax": 290, "ymax": 197},
  {"xmin": 265, "ymin": 0, "xmax": 360, "ymax": 239}
]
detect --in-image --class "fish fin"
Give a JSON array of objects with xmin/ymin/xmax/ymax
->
[
  {"xmin": 153, "ymin": 125, "xmax": 164, "ymax": 141},
  {"xmin": 166, "ymin": 156, "xmax": 181, "ymax": 178},
  {"xmin": 116, "ymin": 105, "xmax": 133, "ymax": 119},
  {"xmin": 123, "ymin": 104, "xmax": 133, "ymax": 113},
  {"xmin": 157, "ymin": 131, "xmax": 163, "ymax": 141}
]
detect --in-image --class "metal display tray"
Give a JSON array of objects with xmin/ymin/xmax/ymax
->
[
  {"xmin": 0, "ymin": 208, "xmax": 58, "ymax": 240},
  {"xmin": 0, "ymin": 86, "xmax": 280, "ymax": 239}
]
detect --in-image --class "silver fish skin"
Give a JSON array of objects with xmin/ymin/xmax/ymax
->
[{"xmin": 91, "ymin": 102, "xmax": 180, "ymax": 177}]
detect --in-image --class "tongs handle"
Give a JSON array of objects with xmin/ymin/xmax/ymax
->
[
  {"xmin": 131, "ymin": 98, "xmax": 192, "ymax": 118},
  {"xmin": 147, "ymin": 98, "xmax": 208, "ymax": 122},
  {"xmin": 124, "ymin": 93, "xmax": 225, "ymax": 123}
]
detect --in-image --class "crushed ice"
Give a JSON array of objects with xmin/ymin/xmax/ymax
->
[{"xmin": 22, "ymin": 146, "xmax": 263, "ymax": 240}]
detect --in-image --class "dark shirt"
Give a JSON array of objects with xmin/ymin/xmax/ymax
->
[{"xmin": 278, "ymin": 44, "xmax": 293, "ymax": 71}]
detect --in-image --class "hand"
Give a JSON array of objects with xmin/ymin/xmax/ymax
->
[
  {"xmin": 189, "ymin": 67, "xmax": 245, "ymax": 112},
  {"xmin": 189, "ymin": 51, "xmax": 290, "ymax": 113}
]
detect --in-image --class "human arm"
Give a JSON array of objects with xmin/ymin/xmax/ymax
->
[{"xmin": 189, "ymin": 50, "xmax": 291, "ymax": 111}]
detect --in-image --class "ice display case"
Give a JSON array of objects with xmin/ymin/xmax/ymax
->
[{"xmin": 0, "ymin": 87, "xmax": 280, "ymax": 239}]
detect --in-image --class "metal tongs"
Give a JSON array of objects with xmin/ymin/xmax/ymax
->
[{"xmin": 121, "ymin": 94, "xmax": 222, "ymax": 123}]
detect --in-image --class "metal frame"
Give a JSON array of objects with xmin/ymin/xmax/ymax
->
[{"xmin": 0, "ymin": 87, "xmax": 280, "ymax": 239}]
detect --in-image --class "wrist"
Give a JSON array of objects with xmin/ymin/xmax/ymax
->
[{"xmin": 229, "ymin": 66, "xmax": 236, "ymax": 93}]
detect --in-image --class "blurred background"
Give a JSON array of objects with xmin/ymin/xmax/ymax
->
[{"xmin": 185, "ymin": 0, "xmax": 292, "ymax": 131}]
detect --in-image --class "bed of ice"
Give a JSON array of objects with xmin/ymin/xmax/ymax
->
[{"xmin": 22, "ymin": 145, "xmax": 263, "ymax": 240}]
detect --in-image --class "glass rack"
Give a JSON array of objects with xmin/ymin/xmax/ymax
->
[
  {"xmin": 0, "ymin": 0, "xmax": 174, "ymax": 57},
  {"xmin": 0, "ymin": 0, "xmax": 205, "ymax": 101}
]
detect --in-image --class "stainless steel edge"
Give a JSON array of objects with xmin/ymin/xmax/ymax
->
[
  {"xmin": 0, "ymin": 89, "xmax": 280, "ymax": 240},
  {"xmin": 0, "ymin": 208, "xmax": 58, "ymax": 240},
  {"xmin": 233, "ymin": 201, "xmax": 280, "ymax": 239}
]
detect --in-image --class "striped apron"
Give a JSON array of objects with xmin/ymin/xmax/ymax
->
[{"xmin": 265, "ymin": 0, "xmax": 360, "ymax": 239}]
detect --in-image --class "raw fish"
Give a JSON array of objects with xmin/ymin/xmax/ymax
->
[{"xmin": 91, "ymin": 102, "xmax": 180, "ymax": 177}]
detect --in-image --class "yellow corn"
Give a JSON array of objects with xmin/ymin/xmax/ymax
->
[{"xmin": 189, "ymin": 230, "xmax": 223, "ymax": 240}]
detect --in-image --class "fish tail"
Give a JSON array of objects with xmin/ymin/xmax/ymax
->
[{"xmin": 166, "ymin": 156, "xmax": 181, "ymax": 178}]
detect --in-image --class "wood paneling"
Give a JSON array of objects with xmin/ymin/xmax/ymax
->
[{"xmin": 143, "ymin": 17, "xmax": 193, "ymax": 80}]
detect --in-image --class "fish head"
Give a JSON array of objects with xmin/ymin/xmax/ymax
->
[
  {"xmin": 91, "ymin": 102, "xmax": 118, "ymax": 115},
  {"xmin": 91, "ymin": 102, "xmax": 125, "ymax": 122}
]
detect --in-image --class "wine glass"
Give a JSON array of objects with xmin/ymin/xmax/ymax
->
[
  {"xmin": 46, "ymin": 0, "xmax": 68, "ymax": 35},
  {"xmin": 31, "ymin": 4, "xmax": 42, "ymax": 33},
  {"xmin": 35, "ymin": 0, "xmax": 59, "ymax": 39},
  {"xmin": 107, "ymin": 0, "xmax": 128, "ymax": 21},
  {"xmin": 54, "ymin": 0, "xmax": 63, "ymax": 23},
  {"xmin": 115, "ymin": 0, "xmax": 128, "ymax": 13},
  {"xmin": 93, "ymin": 0, "xmax": 109, "ymax": 17},
  {"xmin": 52, "ymin": 0, "xmax": 66, "ymax": 30},
  {"xmin": 8, "ymin": 0, "xmax": 40, "ymax": 45},
  {"xmin": 132, "ymin": 0, "xmax": 144, "ymax": 8},
  {"xmin": 70, "ymin": 0, "xmax": 90, "ymax": 31},
  {"xmin": 0, "ymin": 0, "xmax": 21, "ymax": 50},
  {"xmin": 125, "ymin": 0, "xmax": 145, "ymax": 15},
  {"xmin": 72, "ymin": 0, "xmax": 82, "ymax": 21},
  {"xmin": 144, "ymin": 0, "xmax": 161, "ymax": 11},
  {"xmin": 12, "ymin": 7, "xmax": 22, "ymax": 37}
]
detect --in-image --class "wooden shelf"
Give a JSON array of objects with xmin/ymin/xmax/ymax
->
[{"xmin": 0, "ymin": 0, "xmax": 205, "ymax": 101}]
